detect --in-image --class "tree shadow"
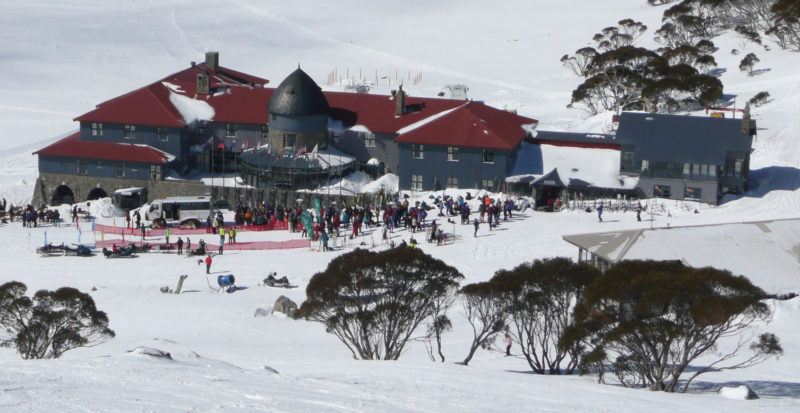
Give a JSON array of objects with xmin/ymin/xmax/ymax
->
[
  {"xmin": 688, "ymin": 380, "xmax": 800, "ymax": 398},
  {"xmin": 736, "ymin": 166, "xmax": 800, "ymax": 200}
]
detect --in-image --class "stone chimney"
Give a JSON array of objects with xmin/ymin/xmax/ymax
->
[
  {"xmin": 205, "ymin": 51, "xmax": 219, "ymax": 72},
  {"xmin": 395, "ymin": 84, "xmax": 406, "ymax": 116}
]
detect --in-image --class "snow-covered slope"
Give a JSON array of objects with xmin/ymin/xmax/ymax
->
[{"xmin": 2, "ymin": 1, "xmax": 800, "ymax": 412}]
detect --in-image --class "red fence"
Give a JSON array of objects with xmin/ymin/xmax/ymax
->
[
  {"xmin": 95, "ymin": 239, "xmax": 310, "ymax": 251},
  {"xmin": 94, "ymin": 219, "xmax": 299, "ymax": 237}
]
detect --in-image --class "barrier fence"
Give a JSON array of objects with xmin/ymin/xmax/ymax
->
[
  {"xmin": 94, "ymin": 219, "xmax": 300, "ymax": 237},
  {"xmin": 95, "ymin": 239, "xmax": 311, "ymax": 251}
]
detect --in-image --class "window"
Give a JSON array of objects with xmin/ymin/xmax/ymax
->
[
  {"xmin": 157, "ymin": 128, "xmax": 168, "ymax": 142},
  {"xmin": 482, "ymin": 150, "xmax": 495, "ymax": 164},
  {"xmin": 411, "ymin": 174, "xmax": 423, "ymax": 191},
  {"xmin": 683, "ymin": 163, "xmax": 690, "ymax": 176},
  {"xmin": 653, "ymin": 184, "xmax": 671, "ymax": 198},
  {"xmin": 364, "ymin": 133, "xmax": 376, "ymax": 148},
  {"xmin": 261, "ymin": 125, "xmax": 268, "ymax": 140},
  {"xmin": 114, "ymin": 162, "xmax": 125, "ymax": 178},
  {"xmin": 96, "ymin": 160, "xmax": 104, "ymax": 169},
  {"xmin": 691, "ymin": 163, "xmax": 700, "ymax": 176},
  {"xmin": 76, "ymin": 160, "xmax": 87, "ymax": 175},
  {"xmin": 734, "ymin": 159, "xmax": 743, "ymax": 178},
  {"xmin": 411, "ymin": 144, "xmax": 424, "ymax": 159},
  {"xmin": 150, "ymin": 165, "xmax": 162, "ymax": 181},
  {"xmin": 709, "ymin": 164, "xmax": 717, "ymax": 177},
  {"xmin": 481, "ymin": 179, "xmax": 494, "ymax": 189},
  {"xmin": 684, "ymin": 186, "xmax": 702, "ymax": 200},
  {"xmin": 197, "ymin": 122, "xmax": 206, "ymax": 136},
  {"xmin": 620, "ymin": 151, "xmax": 635, "ymax": 172},
  {"xmin": 446, "ymin": 176, "xmax": 458, "ymax": 188},
  {"xmin": 282, "ymin": 133, "xmax": 296, "ymax": 148},
  {"xmin": 225, "ymin": 123, "xmax": 237, "ymax": 138},
  {"xmin": 123, "ymin": 125, "xmax": 136, "ymax": 139},
  {"xmin": 641, "ymin": 160, "xmax": 649, "ymax": 172},
  {"xmin": 447, "ymin": 146, "xmax": 460, "ymax": 161},
  {"xmin": 91, "ymin": 123, "xmax": 103, "ymax": 137}
]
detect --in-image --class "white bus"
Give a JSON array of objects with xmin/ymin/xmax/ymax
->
[{"xmin": 145, "ymin": 196, "xmax": 221, "ymax": 228}]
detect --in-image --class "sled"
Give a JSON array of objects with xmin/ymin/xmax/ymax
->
[
  {"xmin": 63, "ymin": 244, "xmax": 95, "ymax": 257},
  {"xmin": 36, "ymin": 244, "xmax": 67, "ymax": 257},
  {"xmin": 102, "ymin": 247, "xmax": 138, "ymax": 259}
]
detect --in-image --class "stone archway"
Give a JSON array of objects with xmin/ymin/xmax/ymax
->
[
  {"xmin": 87, "ymin": 187, "xmax": 108, "ymax": 201},
  {"xmin": 51, "ymin": 184, "xmax": 75, "ymax": 205}
]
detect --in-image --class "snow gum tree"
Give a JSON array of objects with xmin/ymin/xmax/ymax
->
[
  {"xmin": 296, "ymin": 247, "xmax": 463, "ymax": 360},
  {"xmin": 491, "ymin": 258, "xmax": 601, "ymax": 374},
  {"xmin": 458, "ymin": 280, "xmax": 508, "ymax": 366},
  {"xmin": 0, "ymin": 281, "xmax": 115, "ymax": 359},
  {"xmin": 563, "ymin": 260, "xmax": 782, "ymax": 392}
]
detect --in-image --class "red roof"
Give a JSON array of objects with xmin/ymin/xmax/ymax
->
[
  {"xmin": 324, "ymin": 91, "xmax": 465, "ymax": 134},
  {"xmin": 394, "ymin": 102, "xmax": 537, "ymax": 150},
  {"xmin": 73, "ymin": 63, "xmax": 538, "ymax": 143},
  {"xmin": 76, "ymin": 64, "xmax": 269, "ymax": 127},
  {"xmin": 34, "ymin": 132, "xmax": 174, "ymax": 165}
]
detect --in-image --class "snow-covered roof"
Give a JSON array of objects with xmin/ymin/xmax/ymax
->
[{"xmin": 563, "ymin": 218, "xmax": 800, "ymax": 293}]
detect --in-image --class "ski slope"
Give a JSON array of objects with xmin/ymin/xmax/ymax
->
[{"xmin": 2, "ymin": 0, "xmax": 800, "ymax": 411}]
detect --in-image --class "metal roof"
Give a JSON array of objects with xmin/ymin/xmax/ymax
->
[
  {"xmin": 562, "ymin": 218, "xmax": 800, "ymax": 292},
  {"xmin": 615, "ymin": 112, "xmax": 755, "ymax": 164},
  {"xmin": 268, "ymin": 68, "xmax": 330, "ymax": 116}
]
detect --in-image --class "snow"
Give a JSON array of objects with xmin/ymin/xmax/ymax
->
[
  {"xmin": 2, "ymin": 0, "xmax": 800, "ymax": 411},
  {"xmin": 349, "ymin": 124, "xmax": 372, "ymax": 134},
  {"xmin": 719, "ymin": 385, "xmax": 758, "ymax": 401},
  {"xmin": 168, "ymin": 91, "xmax": 215, "ymax": 125},
  {"xmin": 395, "ymin": 104, "xmax": 464, "ymax": 135}
]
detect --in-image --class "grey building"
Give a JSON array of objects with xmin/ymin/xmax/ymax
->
[{"xmin": 615, "ymin": 112, "xmax": 756, "ymax": 204}]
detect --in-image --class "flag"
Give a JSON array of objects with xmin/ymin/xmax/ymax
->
[
  {"xmin": 77, "ymin": 226, "xmax": 81, "ymax": 244},
  {"xmin": 43, "ymin": 230, "xmax": 47, "ymax": 247},
  {"xmin": 91, "ymin": 219, "xmax": 96, "ymax": 233}
]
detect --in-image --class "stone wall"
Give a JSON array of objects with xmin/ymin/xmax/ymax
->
[{"xmin": 33, "ymin": 172, "xmax": 393, "ymax": 209}]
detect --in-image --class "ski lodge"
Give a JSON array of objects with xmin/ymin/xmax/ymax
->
[{"xmin": 32, "ymin": 51, "xmax": 757, "ymax": 208}]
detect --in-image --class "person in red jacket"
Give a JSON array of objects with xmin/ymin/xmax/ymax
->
[{"xmin": 205, "ymin": 254, "xmax": 213, "ymax": 274}]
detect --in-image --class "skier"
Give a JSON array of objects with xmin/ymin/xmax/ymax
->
[
  {"xmin": 473, "ymin": 218, "xmax": 480, "ymax": 238},
  {"xmin": 320, "ymin": 229, "xmax": 330, "ymax": 251},
  {"xmin": 636, "ymin": 203, "xmax": 642, "ymax": 222},
  {"xmin": 505, "ymin": 332, "xmax": 513, "ymax": 356},
  {"xmin": 176, "ymin": 237, "xmax": 184, "ymax": 255},
  {"xmin": 205, "ymin": 254, "xmax": 213, "ymax": 274},
  {"xmin": 218, "ymin": 227, "xmax": 225, "ymax": 254},
  {"xmin": 597, "ymin": 201, "xmax": 604, "ymax": 222}
]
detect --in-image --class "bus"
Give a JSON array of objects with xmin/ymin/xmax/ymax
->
[{"xmin": 145, "ymin": 196, "xmax": 221, "ymax": 228}]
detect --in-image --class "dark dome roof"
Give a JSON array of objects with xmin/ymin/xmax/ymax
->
[{"xmin": 268, "ymin": 68, "xmax": 329, "ymax": 116}]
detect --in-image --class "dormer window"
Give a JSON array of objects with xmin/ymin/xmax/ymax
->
[
  {"xmin": 91, "ymin": 123, "xmax": 103, "ymax": 137},
  {"xmin": 123, "ymin": 125, "xmax": 135, "ymax": 139}
]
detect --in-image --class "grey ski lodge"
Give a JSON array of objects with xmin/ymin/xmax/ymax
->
[{"xmin": 33, "ymin": 52, "xmax": 757, "ymax": 207}]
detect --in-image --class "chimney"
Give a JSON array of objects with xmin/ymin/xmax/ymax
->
[
  {"xmin": 197, "ymin": 73, "xmax": 210, "ymax": 95},
  {"xmin": 395, "ymin": 85, "xmax": 406, "ymax": 116},
  {"xmin": 205, "ymin": 51, "xmax": 219, "ymax": 72}
]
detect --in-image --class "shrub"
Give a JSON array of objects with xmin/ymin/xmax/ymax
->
[
  {"xmin": 749, "ymin": 91, "xmax": 771, "ymax": 106},
  {"xmin": 492, "ymin": 258, "xmax": 601, "ymax": 374},
  {"xmin": 296, "ymin": 248, "xmax": 463, "ymax": 360},
  {"xmin": 563, "ymin": 260, "xmax": 782, "ymax": 392},
  {"xmin": 458, "ymin": 280, "xmax": 508, "ymax": 365},
  {"xmin": 0, "ymin": 281, "xmax": 115, "ymax": 359}
]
